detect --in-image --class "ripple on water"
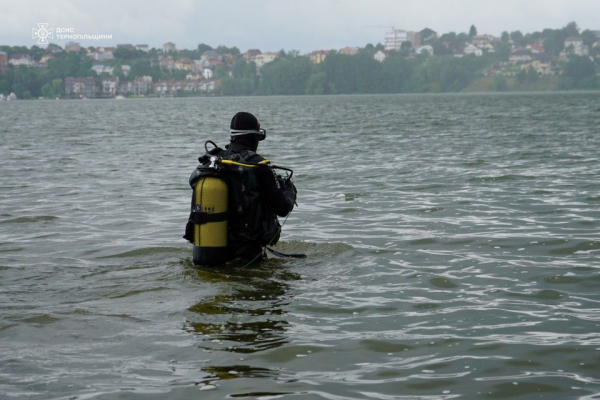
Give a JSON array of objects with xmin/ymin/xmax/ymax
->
[{"xmin": 2, "ymin": 93, "xmax": 600, "ymax": 399}]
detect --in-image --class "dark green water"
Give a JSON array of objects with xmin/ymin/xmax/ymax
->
[{"xmin": 1, "ymin": 92, "xmax": 600, "ymax": 399}]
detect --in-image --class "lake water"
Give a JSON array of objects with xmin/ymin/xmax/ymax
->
[{"xmin": 1, "ymin": 92, "xmax": 600, "ymax": 399}]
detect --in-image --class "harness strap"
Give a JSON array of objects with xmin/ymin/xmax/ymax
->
[{"xmin": 192, "ymin": 210, "xmax": 229, "ymax": 225}]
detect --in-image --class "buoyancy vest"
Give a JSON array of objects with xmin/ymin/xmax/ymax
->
[{"xmin": 184, "ymin": 146, "xmax": 281, "ymax": 265}]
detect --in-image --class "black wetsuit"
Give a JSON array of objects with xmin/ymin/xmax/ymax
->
[{"xmin": 225, "ymin": 141, "xmax": 296, "ymax": 260}]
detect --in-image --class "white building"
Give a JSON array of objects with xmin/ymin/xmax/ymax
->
[
  {"xmin": 186, "ymin": 72, "xmax": 203, "ymax": 81},
  {"xmin": 91, "ymin": 65, "xmax": 112, "ymax": 75},
  {"xmin": 415, "ymin": 45, "xmax": 434, "ymax": 56},
  {"xmin": 102, "ymin": 77, "xmax": 119, "ymax": 96},
  {"xmin": 464, "ymin": 43, "xmax": 483, "ymax": 57},
  {"xmin": 254, "ymin": 52, "xmax": 279, "ymax": 68},
  {"xmin": 563, "ymin": 37, "xmax": 589, "ymax": 57},
  {"xmin": 373, "ymin": 50, "xmax": 386, "ymax": 62},
  {"xmin": 202, "ymin": 67, "xmax": 214, "ymax": 80},
  {"xmin": 384, "ymin": 29, "xmax": 419, "ymax": 51},
  {"xmin": 509, "ymin": 49, "xmax": 532, "ymax": 63},
  {"xmin": 521, "ymin": 60, "xmax": 553, "ymax": 76},
  {"xmin": 471, "ymin": 34, "xmax": 497, "ymax": 48},
  {"xmin": 9, "ymin": 54, "xmax": 33, "ymax": 67},
  {"xmin": 88, "ymin": 50, "xmax": 114, "ymax": 62}
]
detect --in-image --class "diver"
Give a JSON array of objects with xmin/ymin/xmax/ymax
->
[{"xmin": 184, "ymin": 112, "xmax": 297, "ymax": 265}]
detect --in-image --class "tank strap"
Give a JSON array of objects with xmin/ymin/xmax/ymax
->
[{"xmin": 192, "ymin": 207, "xmax": 229, "ymax": 225}]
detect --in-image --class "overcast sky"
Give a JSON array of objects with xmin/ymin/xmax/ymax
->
[{"xmin": 2, "ymin": 0, "xmax": 599, "ymax": 52}]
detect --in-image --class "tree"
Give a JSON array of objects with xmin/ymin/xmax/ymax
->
[
  {"xmin": 581, "ymin": 30, "xmax": 597, "ymax": 47},
  {"xmin": 51, "ymin": 78, "xmax": 63, "ymax": 96},
  {"xmin": 171, "ymin": 69, "xmax": 186, "ymax": 80},
  {"xmin": 41, "ymin": 82, "xmax": 54, "ymax": 98},
  {"xmin": 130, "ymin": 60, "xmax": 153, "ymax": 79},
  {"xmin": 112, "ymin": 64, "xmax": 125, "ymax": 80},
  {"xmin": 516, "ymin": 69, "xmax": 527, "ymax": 84},
  {"xmin": 215, "ymin": 45, "xmax": 239, "ymax": 56},
  {"xmin": 305, "ymin": 72, "xmax": 328, "ymax": 95},
  {"xmin": 469, "ymin": 25, "xmax": 477, "ymax": 38},
  {"xmin": 564, "ymin": 21, "xmax": 580, "ymax": 37},
  {"xmin": 501, "ymin": 31, "xmax": 510, "ymax": 42},
  {"xmin": 420, "ymin": 28, "xmax": 437, "ymax": 43},
  {"xmin": 220, "ymin": 76, "xmax": 255, "ymax": 95},
  {"xmin": 47, "ymin": 43, "xmax": 63, "ymax": 53},
  {"xmin": 495, "ymin": 42, "xmax": 511, "ymax": 61},
  {"xmin": 214, "ymin": 64, "xmax": 230, "ymax": 79},
  {"xmin": 232, "ymin": 60, "xmax": 256, "ymax": 80},
  {"xmin": 363, "ymin": 43, "xmax": 375, "ymax": 54},
  {"xmin": 257, "ymin": 57, "xmax": 312, "ymax": 95},
  {"xmin": 114, "ymin": 47, "xmax": 137, "ymax": 60},
  {"xmin": 197, "ymin": 43, "xmax": 213, "ymax": 53},
  {"xmin": 543, "ymin": 30, "xmax": 567, "ymax": 56},
  {"xmin": 29, "ymin": 45, "xmax": 45, "ymax": 61},
  {"xmin": 526, "ymin": 67, "xmax": 539, "ymax": 83},
  {"xmin": 400, "ymin": 40, "xmax": 412, "ymax": 54},
  {"xmin": 510, "ymin": 31, "xmax": 524, "ymax": 46},
  {"xmin": 563, "ymin": 55, "xmax": 595, "ymax": 83},
  {"xmin": 490, "ymin": 76, "xmax": 508, "ymax": 91}
]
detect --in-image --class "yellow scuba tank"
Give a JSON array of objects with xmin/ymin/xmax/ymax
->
[{"xmin": 192, "ymin": 176, "xmax": 229, "ymax": 266}]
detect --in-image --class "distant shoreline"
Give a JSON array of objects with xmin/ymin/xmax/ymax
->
[{"xmin": 4, "ymin": 87, "xmax": 600, "ymax": 101}]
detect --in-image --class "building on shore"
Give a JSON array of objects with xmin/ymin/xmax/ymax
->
[
  {"xmin": 471, "ymin": 34, "xmax": 497, "ymax": 48},
  {"xmin": 65, "ymin": 77, "xmax": 96, "ymax": 98},
  {"xmin": 464, "ymin": 43, "xmax": 483, "ymax": 57},
  {"xmin": 415, "ymin": 45, "xmax": 434, "ymax": 56},
  {"xmin": 40, "ymin": 54, "xmax": 56, "ymax": 65},
  {"xmin": 65, "ymin": 42, "xmax": 81, "ymax": 53},
  {"xmin": 9, "ymin": 54, "xmax": 33, "ymax": 67},
  {"xmin": 163, "ymin": 42, "xmax": 177, "ymax": 54},
  {"xmin": 560, "ymin": 37, "xmax": 589, "ymax": 60},
  {"xmin": 243, "ymin": 49, "xmax": 262, "ymax": 61},
  {"xmin": 152, "ymin": 79, "xmax": 219, "ymax": 95},
  {"xmin": 133, "ymin": 76, "xmax": 153, "ymax": 95},
  {"xmin": 384, "ymin": 29, "xmax": 419, "ymax": 51},
  {"xmin": 174, "ymin": 57, "xmax": 193, "ymax": 70},
  {"xmin": 254, "ymin": 52, "xmax": 279, "ymax": 68},
  {"xmin": 87, "ymin": 49, "xmax": 114, "ymax": 62},
  {"xmin": 339, "ymin": 47, "xmax": 359, "ymax": 56},
  {"xmin": 510, "ymin": 49, "xmax": 532, "ymax": 63},
  {"xmin": 102, "ymin": 77, "xmax": 119, "ymax": 97},
  {"xmin": 310, "ymin": 50, "xmax": 329, "ymax": 64},
  {"xmin": 158, "ymin": 56, "xmax": 174, "ymax": 70},
  {"xmin": 373, "ymin": 50, "xmax": 387, "ymax": 62},
  {"xmin": 202, "ymin": 67, "xmax": 214, "ymax": 80}
]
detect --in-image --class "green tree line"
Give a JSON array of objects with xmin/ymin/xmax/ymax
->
[{"xmin": 1, "ymin": 21, "xmax": 599, "ymax": 98}]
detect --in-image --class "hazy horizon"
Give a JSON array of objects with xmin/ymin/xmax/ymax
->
[{"xmin": 2, "ymin": 0, "xmax": 600, "ymax": 53}]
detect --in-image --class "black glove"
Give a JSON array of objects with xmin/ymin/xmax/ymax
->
[
  {"xmin": 285, "ymin": 179, "xmax": 297, "ymax": 196},
  {"xmin": 284, "ymin": 179, "xmax": 297, "ymax": 206}
]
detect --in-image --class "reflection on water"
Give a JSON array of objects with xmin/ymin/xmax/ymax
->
[{"xmin": 184, "ymin": 263, "xmax": 302, "ymax": 390}]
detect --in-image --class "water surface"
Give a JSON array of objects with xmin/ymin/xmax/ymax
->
[{"xmin": 1, "ymin": 92, "xmax": 600, "ymax": 399}]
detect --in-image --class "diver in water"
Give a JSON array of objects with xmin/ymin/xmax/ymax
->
[{"xmin": 184, "ymin": 111, "xmax": 297, "ymax": 265}]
